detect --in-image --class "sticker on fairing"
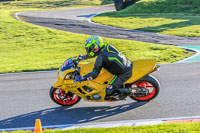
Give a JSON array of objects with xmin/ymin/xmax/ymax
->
[
  {"xmin": 87, "ymin": 76, "xmax": 93, "ymax": 80},
  {"xmin": 61, "ymin": 60, "xmax": 69, "ymax": 68},
  {"xmin": 107, "ymin": 85, "xmax": 113, "ymax": 89}
]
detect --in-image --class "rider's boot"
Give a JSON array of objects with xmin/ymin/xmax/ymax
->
[
  {"xmin": 105, "ymin": 87, "xmax": 120, "ymax": 100},
  {"xmin": 105, "ymin": 86, "xmax": 132, "ymax": 100},
  {"xmin": 118, "ymin": 88, "xmax": 132, "ymax": 100}
]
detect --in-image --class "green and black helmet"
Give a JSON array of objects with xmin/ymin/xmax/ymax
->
[{"xmin": 85, "ymin": 35, "xmax": 104, "ymax": 57}]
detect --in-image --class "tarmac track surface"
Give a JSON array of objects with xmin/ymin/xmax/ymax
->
[
  {"xmin": 17, "ymin": 6, "xmax": 200, "ymax": 45},
  {"xmin": 0, "ymin": 6, "xmax": 200, "ymax": 129}
]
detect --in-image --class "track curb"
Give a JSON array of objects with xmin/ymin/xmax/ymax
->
[
  {"xmin": 1, "ymin": 11, "xmax": 198, "ymax": 76},
  {"xmin": 0, "ymin": 6, "xmax": 198, "ymax": 132},
  {"xmin": 1, "ymin": 116, "xmax": 200, "ymax": 132},
  {"xmin": 60, "ymin": 116, "xmax": 200, "ymax": 130},
  {"xmin": 175, "ymin": 46, "xmax": 200, "ymax": 63},
  {"xmin": 88, "ymin": 13, "xmax": 200, "ymax": 64}
]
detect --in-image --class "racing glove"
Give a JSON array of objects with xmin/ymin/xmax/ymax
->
[
  {"xmin": 74, "ymin": 75, "xmax": 85, "ymax": 83},
  {"xmin": 77, "ymin": 55, "xmax": 89, "ymax": 61}
]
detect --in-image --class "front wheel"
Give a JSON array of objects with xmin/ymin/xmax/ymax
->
[
  {"xmin": 129, "ymin": 75, "xmax": 160, "ymax": 102},
  {"xmin": 50, "ymin": 87, "xmax": 81, "ymax": 106}
]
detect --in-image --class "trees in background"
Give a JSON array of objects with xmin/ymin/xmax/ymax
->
[{"xmin": 114, "ymin": 0, "xmax": 140, "ymax": 11}]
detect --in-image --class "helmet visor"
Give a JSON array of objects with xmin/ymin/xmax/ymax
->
[{"xmin": 86, "ymin": 44, "xmax": 95, "ymax": 54}]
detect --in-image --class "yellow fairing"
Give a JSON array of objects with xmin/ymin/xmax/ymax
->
[
  {"xmin": 80, "ymin": 62, "xmax": 115, "ymax": 84},
  {"xmin": 125, "ymin": 59, "xmax": 157, "ymax": 84},
  {"xmin": 53, "ymin": 58, "xmax": 157, "ymax": 102},
  {"xmin": 53, "ymin": 68, "xmax": 74, "ymax": 89}
]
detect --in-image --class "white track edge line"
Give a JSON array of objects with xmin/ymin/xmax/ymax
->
[
  {"xmin": 1, "ymin": 115, "xmax": 200, "ymax": 131},
  {"xmin": 1, "ymin": 12, "xmax": 200, "ymax": 132},
  {"xmin": 88, "ymin": 13, "xmax": 200, "ymax": 65},
  {"xmin": 7, "ymin": 11, "xmax": 199, "ymax": 76},
  {"xmin": 175, "ymin": 46, "xmax": 200, "ymax": 63}
]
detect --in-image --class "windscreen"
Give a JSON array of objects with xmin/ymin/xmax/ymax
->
[{"xmin": 61, "ymin": 58, "xmax": 75, "ymax": 71}]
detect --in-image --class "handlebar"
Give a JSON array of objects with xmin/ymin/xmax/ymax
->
[{"xmin": 73, "ymin": 59, "xmax": 79, "ymax": 66}]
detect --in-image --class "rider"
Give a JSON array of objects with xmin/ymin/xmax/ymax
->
[{"xmin": 76, "ymin": 35, "xmax": 133, "ymax": 99}]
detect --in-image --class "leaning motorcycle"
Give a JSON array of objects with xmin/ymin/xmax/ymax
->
[{"xmin": 50, "ymin": 57, "xmax": 160, "ymax": 106}]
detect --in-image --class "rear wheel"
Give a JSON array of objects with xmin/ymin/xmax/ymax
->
[
  {"xmin": 129, "ymin": 75, "xmax": 160, "ymax": 102},
  {"xmin": 50, "ymin": 87, "xmax": 81, "ymax": 106}
]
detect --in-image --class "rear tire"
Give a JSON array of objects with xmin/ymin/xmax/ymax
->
[
  {"xmin": 129, "ymin": 75, "xmax": 160, "ymax": 102},
  {"xmin": 50, "ymin": 87, "xmax": 81, "ymax": 106}
]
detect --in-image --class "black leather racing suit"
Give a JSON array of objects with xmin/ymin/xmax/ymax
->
[{"xmin": 83, "ymin": 44, "xmax": 132, "ymax": 96}]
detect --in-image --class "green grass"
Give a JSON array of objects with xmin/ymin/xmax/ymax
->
[
  {"xmin": 2, "ymin": 122, "xmax": 200, "ymax": 133},
  {"xmin": 0, "ymin": 0, "xmax": 110, "ymax": 9},
  {"xmin": 92, "ymin": 0, "xmax": 200, "ymax": 37},
  {"xmin": 124, "ymin": 0, "xmax": 200, "ymax": 13},
  {"xmin": 0, "ymin": 0, "xmax": 194, "ymax": 73}
]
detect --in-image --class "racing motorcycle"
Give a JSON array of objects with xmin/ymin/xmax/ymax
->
[{"xmin": 50, "ymin": 57, "xmax": 160, "ymax": 106}]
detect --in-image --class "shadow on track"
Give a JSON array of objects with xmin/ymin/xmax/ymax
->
[{"xmin": 0, "ymin": 102, "xmax": 147, "ymax": 129}]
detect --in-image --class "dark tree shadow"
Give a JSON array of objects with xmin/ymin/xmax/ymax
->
[
  {"xmin": 0, "ymin": 102, "xmax": 147, "ymax": 130},
  {"xmin": 97, "ymin": 12, "xmax": 200, "ymax": 34}
]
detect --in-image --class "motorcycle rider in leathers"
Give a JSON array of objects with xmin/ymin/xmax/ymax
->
[{"xmin": 75, "ymin": 35, "xmax": 133, "ymax": 99}]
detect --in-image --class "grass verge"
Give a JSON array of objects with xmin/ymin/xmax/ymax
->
[
  {"xmin": 92, "ymin": 0, "xmax": 200, "ymax": 37},
  {"xmin": 2, "ymin": 122, "xmax": 200, "ymax": 133},
  {"xmin": 0, "ymin": 0, "xmax": 110, "ymax": 9},
  {"xmin": 0, "ymin": 0, "xmax": 194, "ymax": 73}
]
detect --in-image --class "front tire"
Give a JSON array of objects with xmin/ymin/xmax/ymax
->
[
  {"xmin": 129, "ymin": 75, "xmax": 160, "ymax": 102},
  {"xmin": 50, "ymin": 87, "xmax": 81, "ymax": 106}
]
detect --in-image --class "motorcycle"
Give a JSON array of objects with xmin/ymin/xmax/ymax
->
[{"xmin": 50, "ymin": 57, "xmax": 160, "ymax": 106}]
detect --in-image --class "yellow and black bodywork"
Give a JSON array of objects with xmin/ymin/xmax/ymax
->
[{"xmin": 53, "ymin": 58, "xmax": 158, "ymax": 102}]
